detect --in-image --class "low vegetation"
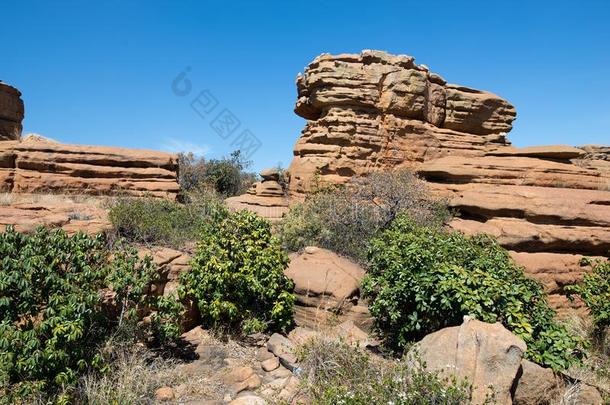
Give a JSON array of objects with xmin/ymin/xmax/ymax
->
[
  {"xmin": 178, "ymin": 150, "xmax": 257, "ymax": 197},
  {"xmin": 361, "ymin": 214, "xmax": 585, "ymax": 370},
  {"xmin": 565, "ymin": 259, "xmax": 610, "ymax": 400},
  {"xmin": 76, "ymin": 338, "xmax": 182, "ymax": 404},
  {"xmin": 566, "ymin": 258, "xmax": 610, "ymax": 337},
  {"xmin": 179, "ymin": 210, "xmax": 295, "ymax": 335},
  {"xmin": 0, "ymin": 227, "xmax": 179, "ymax": 403},
  {"xmin": 296, "ymin": 337, "xmax": 472, "ymax": 404},
  {"xmin": 108, "ymin": 188, "xmax": 226, "ymax": 248},
  {"xmin": 278, "ymin": 170, "xmax": 450, "ymax": 263}
]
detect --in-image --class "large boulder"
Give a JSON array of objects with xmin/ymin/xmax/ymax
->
[
  {"xmin": 409, "ymin": 317, "xmax": 526, "ymax": 405},
  {"xmin": 285, "ymin": 246, "xmax": 372, "ymax": 330}
]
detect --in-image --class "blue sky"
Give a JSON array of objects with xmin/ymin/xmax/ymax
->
[{"xmin": 2, "ymin": 0, "xmax": 609, "ymax": 171}]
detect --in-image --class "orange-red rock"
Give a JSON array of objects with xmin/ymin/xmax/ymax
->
[
  {"xmin": 0, "ymin": 135, "xmax": 179, "ymax": 198},
  {"xmin": 288, "ymin": 50, "xmax": 515, "ymax": 195},
  {"xmin": 0, "ymin": 82, "xmax": 24, "ymax": 141}
]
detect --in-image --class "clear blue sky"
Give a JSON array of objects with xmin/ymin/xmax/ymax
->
[{"xmin": 2, "ymin": 0, "xmax": 609, "ymax": 171}]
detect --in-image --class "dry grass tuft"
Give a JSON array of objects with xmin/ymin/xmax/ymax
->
[
  {"xmin": 0, "ymin": 192, "xmax": 12, "ymax": 206},
  {"xmin": 76, "ymin": 344, "xmax": 183, "ymax": 404}
]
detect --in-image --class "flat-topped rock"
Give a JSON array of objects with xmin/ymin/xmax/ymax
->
[
  {"xmin": 418, "ymin": 155, "xmax": 606, "ymax": 190},
  {"xmin": 0, "ymin": 135, "xmax": 179, "ymax": 198},
  {"xmin": 260, "ymin": 167, "xmax": 280, "ymax": 181},
  {"xmin": 0, "ymin": 194, "xmax": 110, "ymax": 234},
  {"xmin": 486, "ymin": 145, "xmax": 586, "ymax": 159}
]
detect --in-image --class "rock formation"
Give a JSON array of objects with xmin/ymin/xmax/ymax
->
[
  {"xmin": 0, "ymin": 82, "xmax": 24, "ymax": 141},
  {"xmin": 0, "ymin": 135, "xmax": 179, "ymax": 198},
  {"xmin": 288, "ymin": 50, "xmax": 516, "ymax": 196},
  {"xmin": 226, "ymin": 168, "xmax": 289, "ymax": 222},
  {"xmin": 0, "ymin": 83, "xmax": 179, "ymax": 200},
  {"xmin": 287, "ymin": 50, "xmax": 610, "ymax": 315}
]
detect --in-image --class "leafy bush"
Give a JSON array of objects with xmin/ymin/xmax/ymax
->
[
  {"xmin": 179, "ymin": 210, "xmax": 294, "ymax": 334},
  {"xmin": 278, "ymin": 170, "xmax": 449, "ymax": 263},
  {"xmin": 178, "ymin": 150, "xmax": 257, "ymax": 197},
  {"xmin": 361, "ymin": 214, "xmax": 584, "ymax": 370},
  {"xmin": 108, "ymin": 189, "xmax": 227, "ymax": 248},
  {"xmin": 0, "ymin": 227, "xmax": 176, "ymax": 402},
  {"xmin": 296, "ymin": 337, "xmax": 471, "ymax": 404},
  {"xmin": 566, "ymin": 259, "xmax": 610, "ymax": 336}
]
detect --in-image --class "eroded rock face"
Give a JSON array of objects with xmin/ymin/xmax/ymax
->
[
  {"xmin": 0, "ymin": 82, "xmax": 24, "ymax": 141},
  {"xmin": 0, "ymin": 135, "xmax": 179, "ymax": 198},
  {"xmin": 288, "ymin": 50, "xmax": 516, "ymax": 196},
  {"xmin": 287, "ymin": 50, "xmax": 610, "ymax": 315}
]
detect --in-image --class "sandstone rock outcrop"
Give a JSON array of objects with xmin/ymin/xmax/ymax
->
[
  {"xmin": 286, "ymin": 50, "xmax": 610, "ymax": 314},
  {"xmin": 288, "ymin": 50, "xmax": 516, "ymax": 196},
  {"xmin": 0, "ymin": 82, "xmax": 24, "ymax": 141},
  {"xmin": 0, "ymin": 134, "xmax": 179, "ymax": 198},
  {"xmin": 0, "ymin": 83, "xmax": 179, "ymax": 199},
  {"xmin": 226, "ymin": 168, "xmax": 289, "ymax": 222}
]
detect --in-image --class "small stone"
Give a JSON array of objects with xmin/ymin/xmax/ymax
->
[
  {"xmin": 234, "ymin": 374, "xmax": 262, "ymax": 394},
  {"xmin": 224, "ymin": 366, "xmax": 255, "ymax": 384},
  {"xmin": 278, "ymin": 376, "xmax": 300, "ymax": 402},
  {"xmin": 268, "ymin": 365, "xmax": 292, "ymax": 379},
  {"xmin": 155, "ymin": 386, "xmax": 175, "ymax": 401},
  {"xmin": 229, "ymin": 394, "xmax": 267, "ymax": 405},
  {"xmin": 267, "ymin": 333, "xmax": 298, "ymax": 371},
  {"xmin": 256, "ymin": 347, "xmax": 275, "ymax": 362},
  {"xmin": 265, "ymin": 376, "xmax": 290, "ymax": 390},
  {"xmin": 261, "ymin": 356, "xmax": 280, "ymax": 372},
  {"xmin": 181, "ymin": 326, "xmax": 207, "ymax": 347},
  {"xmin": 304, "ymin": 246, "xmax": 320, "ymax": 255}
]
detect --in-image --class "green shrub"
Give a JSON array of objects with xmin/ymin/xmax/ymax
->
[
  {"xmin": 179, "ymin": 210, "xmax": 294, "ymax": 334},
  {"xmin": 296, "ymin": 337, "xmax": 471, "ymax": 404},
  {"xmin": 566, "ymin": 259, "xmax": 610, "ymax": 336},
  {"xmin": 108, "ymin": 189, "xmax": 227, "ymax": 248},
  {"xmin": 178, "ymin": 150, "xmax": 257, "ymax": 197},
  {"xmin": 278, "ymin": 170, "xmax": 449, "ymax": 263},
  {"xmin": 0, "ymin": 227, "xmax": 176, "ymax": 402},
  {"xmin": 361, "ymin": 214, "xmax": 584, "ymax": 371}
]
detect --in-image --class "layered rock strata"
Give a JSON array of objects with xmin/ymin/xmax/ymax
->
[
  {"xmin": 0, "ymin": 135, "xmax": 179, "ymax": 198},
  {"xmin": 288, "ymin": 50, "xmax": 516, "ymax": 196},
  {"xmin": 287, "ymin": 50, "xmax": 610, "ymax": 315},
  {"xmin": 225, "ymin": 168, "xmax": 289, "ymax": 222},
  {"xmin": 0, "ymin": 82, "xmax": 24, "ymax": 141}
]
